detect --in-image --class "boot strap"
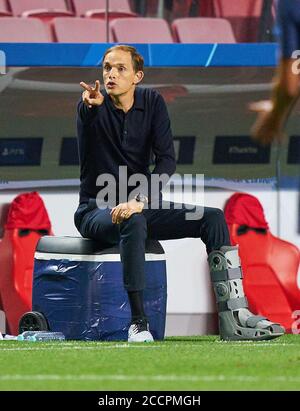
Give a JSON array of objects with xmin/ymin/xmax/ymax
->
[
  {"xmin": 211, "ymin": 267, "xmax": 243, "ymax": 282},
  {"xmin": 218, "ymin": 296, "xmax": 248, "ymax": 312},
  {"xmin": 246, "ymin": 315, "xmax": 268, "ymax": 328}
]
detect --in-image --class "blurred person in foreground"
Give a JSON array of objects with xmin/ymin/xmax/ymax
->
[
  {"xmin": 251, "ymin": 0, "xmax": 300, "ymax": 145},
  {"xmin": 74, "ymin": 44, "xmax": 284, "ymax": 342}
]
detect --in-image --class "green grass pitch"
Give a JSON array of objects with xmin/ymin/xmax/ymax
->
[{"xmin": 0, "ymin": 335, "xmax": 299, "ymax": 391}]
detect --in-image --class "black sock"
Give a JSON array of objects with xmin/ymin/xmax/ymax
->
[{"xmin": 128, "ymin": 290, "xmax": 146, "ymax": 323}]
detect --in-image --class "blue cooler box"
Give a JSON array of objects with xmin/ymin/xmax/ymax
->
[{"xmin": 32, "ymin": 236, "xmax": 167, "ymax": 341}]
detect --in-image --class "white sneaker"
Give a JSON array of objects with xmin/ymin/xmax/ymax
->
[{"xmin": 128, "ymin": 319, "xmax": 154, "ymax": 343}]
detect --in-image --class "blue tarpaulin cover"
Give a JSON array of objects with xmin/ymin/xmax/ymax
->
[{"xmin": 32, "ymin": 237, "xmax": 167, "ymax": 341}]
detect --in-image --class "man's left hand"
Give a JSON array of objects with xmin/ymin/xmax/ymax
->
[{"xmin": 110, "ymin": 199, "xmax": 144, "ymax": 224}]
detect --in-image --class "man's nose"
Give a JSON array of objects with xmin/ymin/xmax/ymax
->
[{"xmin": 109, "ymin": 68, "xmax": 118, "ymax": 78}]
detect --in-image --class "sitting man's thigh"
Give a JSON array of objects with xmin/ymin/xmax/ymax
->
[
  {"xmin": 81, "ymin": 207, "xmax": 120, "ymax": 245},
  {"xmin": 145, "ymin": 202, "xmax": 204, "ymax": 240}
]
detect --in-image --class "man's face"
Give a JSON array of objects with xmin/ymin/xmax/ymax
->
[{"xmin": 103, "ymin": 50, "xmax": 143, "ymax": 96}]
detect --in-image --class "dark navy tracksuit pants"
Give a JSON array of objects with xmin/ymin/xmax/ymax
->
[{"xmin": 74, "ymin": 199, "xmax": 231, "ymax": 292}]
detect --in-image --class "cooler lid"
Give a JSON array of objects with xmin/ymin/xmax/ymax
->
[{"xmin": 36, "ymin": 236, "xmax": 164, "ymax": 255}]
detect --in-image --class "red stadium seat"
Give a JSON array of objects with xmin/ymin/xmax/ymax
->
[
  {"xmin": 111, "ymin": 17, "xmax": 174, "ymax": 43},
  {"xmin": 170, "ymin": 0, "xmax": 193, "ymax": 18},
  {"xmin": 0, "ymin": 192, "xmax": 53, "ymax": 335},
  {"xmin": 212, "ymin": 0, "xmax": 263, "ymax": 42},
  {"xmin": 0, "ymin": 0, "xmax": 11, "ymax": 16},
  {"xmin": 143, "ymin": 0, "xmax": 159, "ymax": 17},
  {"xmin": 172, "ymin": 0, "xmax": 216, "ymax": 18},
  {"xmin": 9, "ymin": 0, "xmax": 73, "ymax": 20},
  {"xmin": 140, "ymin": 0, "xmax": 215, "ymax": 19},
  {"xmin": 224, "ymin": 193, "xmax": 300, "ymax": 333},
  {"xmin": 213, "ymin": 0, "xmax": 263, "ymax": 17},
  {"xmin": 172, "ymin": 17, "xmax": 236, "ymax": 43},
  {"xmin": 72, "ymin": 0, "xmax": 137, "ymax": 18},
  {"xmin": 0, "ymin": 17, "xmax": 51, "ymax": 42},
  {"xmin": 53, "ymin": 17, "xmax": 111, "ymax": 42}
]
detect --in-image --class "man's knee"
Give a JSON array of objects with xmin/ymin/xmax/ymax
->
[
  {"xmin": 121, "ymin": 213, "xmax": 147, "ymax": 237},
  {"xmin": 205, "ymin": 208, "xmax": 227, "ymax": 225}
]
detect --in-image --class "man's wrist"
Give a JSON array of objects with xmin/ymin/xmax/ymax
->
[{"xmin": 134, "ymin": 193, "xmax": 148, "ymax": 205}]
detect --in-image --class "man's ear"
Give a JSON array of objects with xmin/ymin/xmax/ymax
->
[{"xmin": 134, "ymin": 70, "xmax": 144, "ymax": 85}]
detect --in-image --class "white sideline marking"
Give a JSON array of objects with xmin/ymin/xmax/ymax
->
[
  {"xmin": 0, "ymin": 342, "xmax": 296, "ymax": 352},
  {"xmin": 0, "ymin": 345, "xmax": 162, "ymax": 352},
  {"xmin": 0, "ymin": 374, "xmax": 300, "ymax": 383}
]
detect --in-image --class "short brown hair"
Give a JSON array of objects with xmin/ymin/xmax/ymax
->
[{"xmin": 102, "ymin": 45, "xmax": 144, "ymax": 73}]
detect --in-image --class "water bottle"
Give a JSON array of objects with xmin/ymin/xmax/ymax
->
[
  {"xmin": 26, "ymin": 331, "xmax": 65, "ymax": 342},
  {"xmin": 17, "ymin": 331, "xmax": 38, "ymax": 341}
]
